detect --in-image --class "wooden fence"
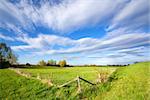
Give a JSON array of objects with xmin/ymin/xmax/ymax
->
[
  {"xmin": 9, "ymin": 68, "xmax": 109, "ymax": 93},
  {"xmin": 57, "ymin": 76, "xmax": 96, "ymax": 93}
]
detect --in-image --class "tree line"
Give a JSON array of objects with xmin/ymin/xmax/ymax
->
[{"xmin": 38, "ymin": 59, "xmax": 67, "ymax": 67}]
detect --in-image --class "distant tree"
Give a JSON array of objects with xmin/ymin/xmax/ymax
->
[
  {"xmin": 26, "ymin": 63, "xmax": 31, "ymax": 66},
  {"xmin": 47, "ymin": 59, "xmax": 56, "ymax": 66},
  {"xmin": 0, "ymin": 43, "xmax": 17, "ymax": 68},
  {"xmin": 38, "ymin": 60, "xmax": 47, "ymax": 66},
  {"xmin": 53, "ymin": 60, "xmax": 56, "ymax": 65},
  {"xmin": 59, "ymin": 60, "xmax": 66, "ymax": 67},
  {"xmin": 134, "ymin": 62, "xmax": 139, "ymax": 64}
]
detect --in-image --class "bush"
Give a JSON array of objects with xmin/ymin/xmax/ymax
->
[
  {"xmin": 38, "ymin": 60, "xmax": 47, "ymax": 66},
  {"xmin": 58, "ymin": 60, "xmax": 66, "ymax": 67}
]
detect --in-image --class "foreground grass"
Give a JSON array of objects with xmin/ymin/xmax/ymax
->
[
  {"xmin": 0, "ymin": 67, "xmax": 115, "ymax": 99},
  {"xmin": 0, "ymin": 69, "xmax": 92, "ymax": 99},
  {"xmin": 0, "ymin": 62, "xmax": 149, "ymax": 99},
  {"xmin": 0, "ymin": 69, "xmax": 50, "ymax": 99},
  {"xmin": 96, "ymin": 62, "xmax": 150, "ymax": 100}
]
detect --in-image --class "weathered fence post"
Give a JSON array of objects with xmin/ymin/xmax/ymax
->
[
  {"xmin": 37, "ymin": 73, "xmax": 41, "ymax": 80},
  {"xmin": 77, "ymin": 76, "xmax": 81, "ymax": 93},
  {"xmin": 47, "ymin": 79, "xmax": 53, "ymax": 86}
]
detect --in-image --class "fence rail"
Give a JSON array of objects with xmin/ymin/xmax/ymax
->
[{"xmin": 57, "ymin": 76, "xmax": 96, "ymax": 93}]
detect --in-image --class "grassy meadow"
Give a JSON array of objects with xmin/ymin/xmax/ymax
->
[
  {"xmin": 0, "ymin": 62, "xmax": 149, "ymax": 99},
  {"xmin": 21, "ymin": 67, "xmax": 116, "ymax": 84}
]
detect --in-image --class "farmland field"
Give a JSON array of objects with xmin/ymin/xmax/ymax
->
[
  {"xmin": 0, "ymin": 62, "xmax": 149, "ymax": 99},
  {"xmin": 21, "ymin": 67, "xmax": 116, "ymax": 84}
]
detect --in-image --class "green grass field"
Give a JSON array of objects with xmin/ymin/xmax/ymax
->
[
  {"xmin": 0, "ymin": 62, "xmax": 149, "ymax": 99},
  {"xmin": 21, "ymin": 67, "xmax": 116, "ymax": 85}
]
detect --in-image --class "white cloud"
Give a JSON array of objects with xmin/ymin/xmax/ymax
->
[
  {"xmin": 0, "ymin": 0, "xmax": 148, "ymax": 34},
  {"xmin": 39, "ymin": 0, "xmax": 125, "ymax": 32},
  {"xmin": 0, "ymin": 0, "xmax": 128, "ymax": 33},
  {"xmin": 0, "ymin": 33, "xmax": 14, "ymax": 41},
  {"xmin": 12, "ymin": 33, "xmax": 100, "ymax": 51},
  {"xmin": 11, "ymin": 33, "xmax": 150, "ymax": 56},
  {"xmin": 11, "ymin": 45, "xmax": 35, "ymax": 50},
  {"xmin": 10, "ymin": 32, "xmax": 150, "ymax": 65},
  {"xmin": 107, "ymin": 0, "xmax": 148, "ymax": 31}
]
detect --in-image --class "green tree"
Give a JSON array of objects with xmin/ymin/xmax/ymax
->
[
  {"xmin": 59, "ymin": 60, "xmax": 66, "ymax": 67},
  {"xmin": 47, "ymin": 59, "xmax": 56, "ymax": 66},
  {"xmin": 38, "ymin": 60, "xmax": 46, "ymax": 66},
  {"xmin": 0, "ymin": 43, "xmax": 17, "ymax": 68}
]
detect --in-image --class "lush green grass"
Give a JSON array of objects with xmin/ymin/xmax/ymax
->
[
  {"xmin": 96, "ymin": 62, "xmax": 150, "ymax": 100},
  {"xmin": 0, "ymin": 66, "xmax": 116, "ymax": 99},
  {"xmin": 0, "ymin": 69, "xmax": 50, "ymax": 99},
  {"xmin": 21, "ymin": 67, "xmax": 116, "ymax": 85},
  {"xmin": 0, "ymin": 69, "xmax": 98, "ymax": 99},
  {"xmin": 0, "ymin": 62, "xmax": 149, "ymax": 99}
]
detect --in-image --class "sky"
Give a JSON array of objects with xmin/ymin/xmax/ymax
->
[{"xmin": 0, "ymin": 0, "xmax": 149, "ymax": 65}]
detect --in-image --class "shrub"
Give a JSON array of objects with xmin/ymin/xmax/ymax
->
[
  {"xmin": 38, "ymin": 60, "xmax": 47, "ymax": 66},
  {"xmin": 58, "ymin": 60, "xmax": 66, "ymax": 67}
]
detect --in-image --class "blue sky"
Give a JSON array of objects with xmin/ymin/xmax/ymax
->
[{"xmin": 0, "ymin": 0, "xmax": 149, "ymax": 65}]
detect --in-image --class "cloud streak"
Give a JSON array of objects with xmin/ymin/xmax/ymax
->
[
  {"xmin": 107, "ymin": 0, "xmax": 149, "ymax": 32},
  {"xmin": 0, "ymin": 33, "xmax": 14, "ymax": 41},
  {"xmin": 11, "ymin": 33, "xmax": 150, "ymax": 56}
]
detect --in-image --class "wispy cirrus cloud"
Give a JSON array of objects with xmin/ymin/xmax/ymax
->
[
  {"xmin": 0, "ymin": 0, "xmax": 149, "ymax": 65},
  {"xmin": 11, "ymin": 30, "xmax": 149, "ymax": 64},
  {"xmin": 11, "ymin": 32, "xmax": 150, "ymax": 56},
  {"xmin": 0, "ymin": 33, "xmax": 14, "ymax": 41},
  {"xmin": 11, "ymin": 33, "xmax": 100, "ymax": 51},
  {"xmin": 107, "ymin": 0, "xmax": 149, "ymax": 32},
  {"xmin": 0, "ymin": 0, "xmax": 128, "ymax": 33},
  {"xmin": 0, "ymin": 0, "xmax": 148, "ymax": 33}
]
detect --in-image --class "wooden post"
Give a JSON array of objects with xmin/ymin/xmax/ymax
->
[
  {"xmin": 37, "ymin": 73, "xmax": 41, "ymax": 80},
  {"xmin": 47, "ymin": 79, "xmax": 53, "ymax": 86},
  {"xmin": 96, "ymin": 73, "xmax": 101, "ymax": 83},
  {"xmin": 77, "ymin": 76, "xmax": 81, "ymax": 93}
]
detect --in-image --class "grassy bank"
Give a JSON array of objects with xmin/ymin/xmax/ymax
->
[
  {"xmin": 96, "ymin": 62, "xmax": 150, "ymax": 100},
  {"xmin": 0, "ymin": 69, "xmax": 51, "ymax": 99}
]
